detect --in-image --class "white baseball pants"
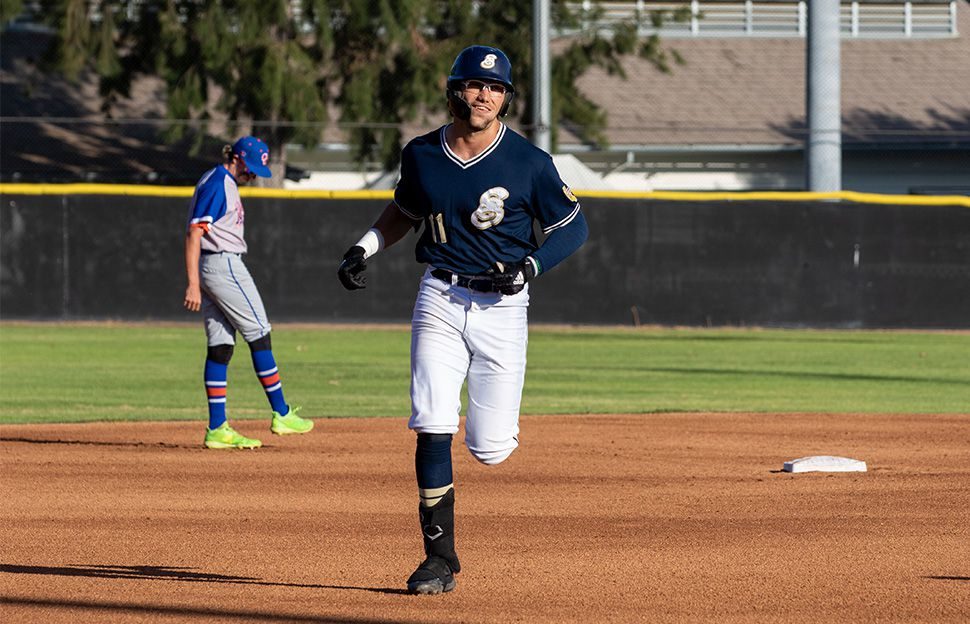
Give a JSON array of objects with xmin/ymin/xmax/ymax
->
[{"xmin": 409, "ymin": 268, "xmax": 529, "ymax": 465}]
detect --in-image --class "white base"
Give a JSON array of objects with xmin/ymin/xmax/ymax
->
[{"xmin": 783, "ymin": 455, "xmax": 867, "ymax": 473}]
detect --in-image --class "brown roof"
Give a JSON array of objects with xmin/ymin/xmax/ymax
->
[{"xmin": 567, "ymin": 3, "xmax": 970, "ymax": 148}]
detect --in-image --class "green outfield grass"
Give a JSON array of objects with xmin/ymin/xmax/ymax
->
[{"xmin": 0, "ymin": 323, "xmax": 966, "ymax": 424}]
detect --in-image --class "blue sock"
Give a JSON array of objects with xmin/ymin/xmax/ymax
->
[
  {"xmin": 204, "ymin": 360, "xmax": 228, "ymax": 430},
  {"xmin": 251, "ymin": 349, "xmax": 288, "ymax": 415},
  {"xmin": 416, "ymin": 433, "xmax": 454, "ymax": 507}
]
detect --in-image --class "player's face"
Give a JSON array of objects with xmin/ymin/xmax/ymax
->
[
  {"xmin": 234, "ymin": 157, "xmax": 257, "ymax": 185},
  {"xmin": 460, "ymin": 80, "xmax": 505, "ymax": 130}
]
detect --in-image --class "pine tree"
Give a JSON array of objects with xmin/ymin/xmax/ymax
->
[
  {"xmin": 1, "ymin": 0, "xmax": 24, "ymax": 24},
  {"xmin": 328, "ymin": 0, "xmax": 687, "ymax": 168},
  {"xmin": 35, "ymin": 0, "xmax": 686, "ymax": 180},
  {"xmin": 39, "ymin": 0, "xmax": 329, "ymax": 185}
]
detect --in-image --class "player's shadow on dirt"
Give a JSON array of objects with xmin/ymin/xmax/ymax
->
[
  {"xmin": 925, "ymin": 575, "xmax": 970, "ymax": 581},
  {"xmin": 0, "ymin": 564, "xmax": 408, "ymax": 595},
  {"xmin": 0, "ymin": 596, "xmax": 413, "ymax": 623},
  {"xmin": 0, "ymin": 438, "xmax": 193, "ymax": 449}
]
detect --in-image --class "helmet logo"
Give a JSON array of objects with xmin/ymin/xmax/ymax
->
[{"xmin": 480, "ymin": 54, "xmax": 497, "ymax": 69}]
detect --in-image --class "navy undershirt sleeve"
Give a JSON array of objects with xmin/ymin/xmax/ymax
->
[
  {"xmin": 525, "ymin": 156, "xmax": 588, "ymax": 275},
  {"xmin": 531, "ymin": 209, "xmax": 589, "ymax": 275}
]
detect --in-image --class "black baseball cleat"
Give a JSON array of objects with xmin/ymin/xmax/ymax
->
[{"xmin": 406, "ymin": 555, "xmax": 457, "ymax": 595}]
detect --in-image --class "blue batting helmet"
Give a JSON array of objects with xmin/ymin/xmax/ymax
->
[
  {"xmin": 447, "ymin": 45, "xmax": 515, "ymax": 118},
  {"xmin": 447, "ymin": 45, "xmax": 515, "ymax": 92}
]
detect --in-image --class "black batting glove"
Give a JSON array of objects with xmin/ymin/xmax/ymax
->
[
  {"xmin": 490, "ymin": 259, "xmax": 537, "ymax": 296},
  {"xmin": 337, "ymin": 245, "xmax": 367, "ymax": 290}
]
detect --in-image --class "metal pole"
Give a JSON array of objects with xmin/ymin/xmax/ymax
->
[
  {"xmin": 806, "ymin": 0, "xmax": 842, "ymax": 191},
  {"xmin": 532, "ymin": 0, "xmax": 551, "ymax": 152}
]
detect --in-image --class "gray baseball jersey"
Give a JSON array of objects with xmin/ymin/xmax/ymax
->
[{"xmin": 187, "ymin": 166, "xmax": 248, "ymax": 254}]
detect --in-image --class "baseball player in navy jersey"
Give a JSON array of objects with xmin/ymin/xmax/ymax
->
[
  {"xmin": 184, "ymin": 136, "xmax": 313, "ymax": 449},
  {"xmin": 337, "ymin": 45, "xmax": 588, "ymax": 594}
]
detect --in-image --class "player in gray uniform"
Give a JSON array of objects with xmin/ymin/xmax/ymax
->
[{"xmin": 184, "ymin": 136, "xmax": 313, "ymax": 449}]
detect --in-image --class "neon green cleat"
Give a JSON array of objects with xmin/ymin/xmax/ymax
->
[
  {"xmin": 271, "ymin": 406, "xmax": 313, "ymax": 435},
  {"xmin": 203, "ymin": 423, "xmax": 262, "ymax": 449}
]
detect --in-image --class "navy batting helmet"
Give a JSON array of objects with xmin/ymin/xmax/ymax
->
[{"xmin": 447, "ymin": 45, "xmax": 515, "ymax": 118}]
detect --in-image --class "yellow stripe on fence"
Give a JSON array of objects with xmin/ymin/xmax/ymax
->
[
  {"xmin": 0, "ymin": 183, "xmax": 197, "ymax": 197},
  {"xmin": 0, "ymin": 183, "xmax": 967, "ymax": 207},
  {"xmin": 0, "ymin": 183, "xmax": 396, "ymax": 200},
  {"xmin": 577, "ymin": 189, "xmax": 970, "ymax": 207}
]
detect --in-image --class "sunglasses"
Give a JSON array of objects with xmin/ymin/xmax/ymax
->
[{"xmin": 462, "ymin": 80, "xmax": 508, "ymax": 96}]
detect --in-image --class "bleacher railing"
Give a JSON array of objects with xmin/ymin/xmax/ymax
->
[{"xmin": 562, "ymin": 1, "xmax": 958, "ymax": 39}]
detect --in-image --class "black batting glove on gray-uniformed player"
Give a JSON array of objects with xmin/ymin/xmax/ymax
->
[
  {"xmin": 337, "ymin": 245, "xmax": 368, "ymax": 290},
  {"xmin": 490, "ymin": 259, "xmax": 537, "ymax": 296}
]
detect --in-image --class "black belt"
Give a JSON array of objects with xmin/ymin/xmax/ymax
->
[
  {"xmin": 431, "ymin": 268, "xmax": 497, "ymax": 293},
  {"xmin": 201, "ymin": 250, "xmax": 241, "ymax": 256}
]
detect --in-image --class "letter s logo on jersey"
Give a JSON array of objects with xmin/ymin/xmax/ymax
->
[
  {"xmin": 470, "ymin": 187, "xmax": 509, "ymax": 230},
  {"xmin": 480, "ymin": 54, "xmax": 497, "ymax": 69}
]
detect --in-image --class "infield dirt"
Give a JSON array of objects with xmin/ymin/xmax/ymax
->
[{"xmin": 2, "ymin": 413, "xmax": 968, "ymax": 623}]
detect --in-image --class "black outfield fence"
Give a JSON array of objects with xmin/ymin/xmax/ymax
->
[{"xmin": 2, "ymin": 187, "xmax": 969, "ymax": 328}]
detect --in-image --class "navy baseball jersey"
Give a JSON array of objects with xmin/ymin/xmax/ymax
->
[
  {"xmin": 394, "ymin": 124, "xmax": 583, "ymax": 276},
  {"xmin": 187, "ymin": 166, "xmax": 247, "ymax": 254}
]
